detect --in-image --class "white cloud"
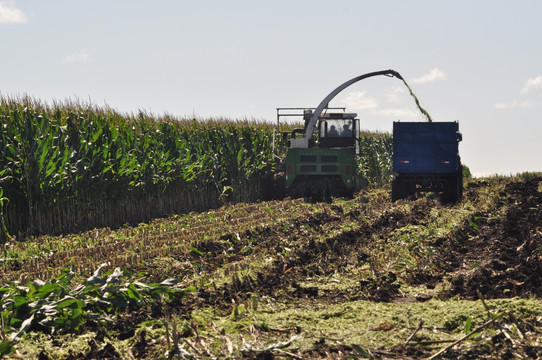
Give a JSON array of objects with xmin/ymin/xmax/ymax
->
[
  {"xmin": 373, "ymin": 108, "xmax": 418, "ymax": 118},
  {"xmin": 339, "ymin": 90, "xmax": 418, "ymax": 119},
  {"xmin": 522, "ymin": 76, "xmax": 542, "ymax": 94},
  {"xmin": 62, "ymin": 50, "xmax": 92, "ymax": 64},
  {"xmin": 494, "ymin": 100, "xmax": 529, "ymax": 109},
  {"xmin": 0, "ymin": 1, "xmax": 28, "ymax": 24},
  {"xmin": 339, "ymin": 91, "xmax": 378, "ymax": 110},
  {"xmin": 411, "ymin": 68, "xmax": 446, "ymax": 84},
  {"xmin": 385, "ymin": 86, "xmax": 405, "ymax": 102},
  {"xmin": 495, "ymin": 76, "xmax": 542, "ymax": 109}
]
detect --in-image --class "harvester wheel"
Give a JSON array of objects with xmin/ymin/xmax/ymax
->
[
  {"xmin": 310, "ymin": 191, "xmax": 322, "ymax": 203},
  {"xmin": 322, "ymin": 182, "xmax": 332, "ymax": 203},
  {"xmin": 308, "ymin": 181, "xmax": 331, "ymax": 203}
]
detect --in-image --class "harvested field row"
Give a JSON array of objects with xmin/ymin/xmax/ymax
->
[{"xmin": 3, "ymin": 175, "xmax": 542, "ymax": 359}]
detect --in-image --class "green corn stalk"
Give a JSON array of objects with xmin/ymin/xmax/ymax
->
[
  {"xmin": 357, "ymin": 132, "xmax": 393, "ymax": 188},
  {"xmin": 0, "ymin": 188, "xmax": 9, "ymax": 242}
]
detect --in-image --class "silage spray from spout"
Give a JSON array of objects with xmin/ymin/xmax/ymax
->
[
  {"xmin": 400, "ymin": 78, "xmax": 433, "ymax": 122},
  {"xmin": 385, "ymin": 70, "xmax": 433, "ymax": 122}
]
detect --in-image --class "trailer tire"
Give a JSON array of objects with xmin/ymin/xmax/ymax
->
[
  {"xmin": 457, "ymin": 165, "xmax": 464, "ymax": 200},
  {"xmin": 391, "ymin": 178, "xmax": 400, "ymax": 202},
  {"xmin": 392, "ymin": 177, "xmax": 405, "ymax": 201},
  {"xmin": 392, "ymin": 176, "xmax": 416, "ymax": 202},
  {"xmin": 441, "ymin": 170, "xmax": 462, "ymax": 203}
]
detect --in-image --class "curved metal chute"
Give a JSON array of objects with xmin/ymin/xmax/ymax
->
[{"xmin": 304, "ymin": 69, "xmax": 403, "ymax": 142}]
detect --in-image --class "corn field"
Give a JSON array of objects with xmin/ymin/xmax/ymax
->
[
  {"xmin": 357, "ymin": 131, "xmax": 393, "ymax": 188},
  {"xmin": 0, "ymin": 96, "xmax": 281, "ymax": 239},
  {"xmin": 0, "ymin": 96, "xmax": 392, "ymax": 240}
]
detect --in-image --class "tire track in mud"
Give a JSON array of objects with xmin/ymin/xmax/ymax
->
[
  {"xmin": 438, "ymin": 176, "xmax": 542, "ymax": 299},
  {"xmin": 192, "ymin": 191, "xmax": 441, "ymax": 308},
  {"xmin": 189, "ymin": 176, "xmax": 542, "ymax": 310},
  {"xmin": 278, "ymin": 198, "xmax": 449, "ymax": 303}
]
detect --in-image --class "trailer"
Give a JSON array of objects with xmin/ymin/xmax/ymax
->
[{"xmin": 392, "ymin": 121, "xmax": 463, "ymax": 203}]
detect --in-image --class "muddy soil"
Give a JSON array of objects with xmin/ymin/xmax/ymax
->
[
  {"xmin": 196, "ymin": 176, "xmax": 542, "ymax": 307},
  {"xmin": 438, "ymin": 177, "xmax": 542, "ymax": 299}
]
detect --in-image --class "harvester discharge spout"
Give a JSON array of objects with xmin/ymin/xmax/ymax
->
[{"xmin": 300, "ymin": 69, "xmax": 404, "ymax": 146}]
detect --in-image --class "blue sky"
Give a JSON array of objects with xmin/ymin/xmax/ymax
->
[{"xmin": 1, "ymin": 0, "xmax": 541, "ymax": 175}]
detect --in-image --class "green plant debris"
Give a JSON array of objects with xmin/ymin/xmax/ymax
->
[
  {"xmin": 2, "ymin": 174, "xmax": 542, "ymax": 358},
  {"xmin": 186, "ymin": 297, "xmax": 542, "ymax": 355}
]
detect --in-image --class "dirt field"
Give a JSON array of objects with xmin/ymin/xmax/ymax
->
[{"xmin": 6, "ymin": 174, "xmax": 542, "ymax": 359}]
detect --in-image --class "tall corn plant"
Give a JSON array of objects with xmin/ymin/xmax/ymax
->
[
  {"xmin": 357, "ymin": 132, "xmax": 393, "ymax": 188},
  {"xmin": 0, "ymin": 96, "xmax": 278, "ymax": 238}
]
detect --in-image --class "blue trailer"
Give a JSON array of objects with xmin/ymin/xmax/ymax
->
[{"xmin": 392, "ymin": 121, "xmax": 463, "ymax": 202}]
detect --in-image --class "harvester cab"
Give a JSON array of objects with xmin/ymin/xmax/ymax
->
[{"xmin": 318, "ymin": 112, "xmax": 359, "ymax": 150}]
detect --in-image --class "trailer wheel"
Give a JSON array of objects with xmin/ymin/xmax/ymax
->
[
  {"xmin": 457, "ymin": 166, "xmax": 464, "ymax": 200},
  {"xmin": 405, "ymin": 181, "xmax": 416, "ymax": 199},
  {"xmin": 392, "ymin": 176, "xmax": 416, "ymax": 201},
  {"xmin": 441, "ymin": 170, "xmax": 462, "ymax": 203},
  {"xmin": 441, "ymin": 176, "xmax": 454, "ymax": 203},
  {"xmin": 392, "ymin": 177, "xmax": 405, "ymax": 201}
]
